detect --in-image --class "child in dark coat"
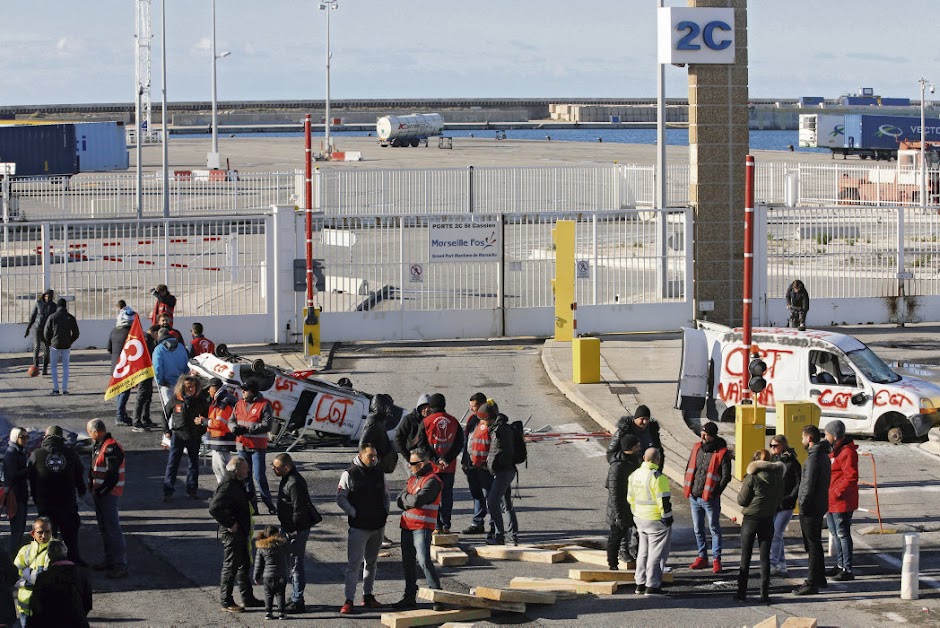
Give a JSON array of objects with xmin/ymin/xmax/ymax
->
[{"xmin": 254, "ymin": 526, "xmax": 289, "ymax": 620}]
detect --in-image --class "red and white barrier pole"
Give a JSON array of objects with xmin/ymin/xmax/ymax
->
[
  {"xmin": 304, "ymin": 114, "xmax": 315, "ymax": 315},
  {"xmin": 742, "ymin": 154, "xmax": 755, "ymax": 400}
]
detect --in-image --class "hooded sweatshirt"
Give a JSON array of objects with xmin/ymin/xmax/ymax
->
[
  {"xmin": 737, "ymin": 460, "xmax": 785, "ymax": 518},
  {"xmin": 152, "ymin": 335, "xmax": 190, "ymax": 387}
]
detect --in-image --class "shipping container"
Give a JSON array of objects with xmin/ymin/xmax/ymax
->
[
  {"xmin": 0, "ymin": 124, "xmax": 78, "ymax": 177},
  {"xmin": 842, "ymin": 96, "xmax": 879, "ymax": 106},
  {"xmin": 799, "ymin": 96, "xmax": 824, "ymax": 107},
  {"xmin": 73, "ymin": 121, "xmax": 129, "ymax": 172},
  {"xmin": 843, "ymin": 114, "xmax": 940, "ymax": 151},
  {"xmin": 879, "ymin": 97, "xmax": 911, "ymax": 107}
]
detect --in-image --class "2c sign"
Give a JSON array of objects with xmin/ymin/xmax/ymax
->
[{"xmin": 657, "ymin": 7, "xmax": 736, "ymax": 65}]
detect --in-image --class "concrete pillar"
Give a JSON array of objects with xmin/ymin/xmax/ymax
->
[{"xmin": 687, "ymin": 0, "xmax": 749, "ymax": 325}]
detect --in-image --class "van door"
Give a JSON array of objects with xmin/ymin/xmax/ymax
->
[
  {"xmin": 807, "ymin": 349, "xmax": 872, "ymax": 429},
  {"xmin": 677, "ymin": 327, "xmax": 708, "ymax": 428}
]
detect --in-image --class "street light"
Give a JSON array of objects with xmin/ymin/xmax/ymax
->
[
  {"xmin": 319, "ymin": 0, "xmax": 338, "ymax": 155},
  {"xmin": 919, "ymin": 77, "xmax": 935, "ymax": 208},
  {"xmin": 208, "ymin": 0, "xmax": 230, "ymax": 169}
]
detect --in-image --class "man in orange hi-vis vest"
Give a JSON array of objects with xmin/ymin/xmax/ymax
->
[
  {"xmin": 231, "ymin": 381, "xmax": 275, "ymax": 514},
  {"xmin": 86, "ymin": 418, "xmax": 128, "ymax": 579}
]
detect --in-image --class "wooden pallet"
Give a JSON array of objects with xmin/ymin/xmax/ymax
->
[
  {"xmin": 380, "ymin": 608, "xmax": 491, "ymax": 628},
  {"xmin": 508, "ymin": 576, "xmax": 618, "ymax": 595},
  {"xmin": 568, "ymin": 568, "xmax": 673, "ymax": 583},
  {"xmin": 417, "ymin": 588, "xmax": 525, "ymax": 614},
  {"xmin": 471, "ymin": 586, "xmax": 557, "ymax": 605},
  {"xmin": 469, "ymin": 545, "xmax": 566, "ymax": 563},
  {"xmin": 432, "ymin": 533, "xmax": 459, "ymax": 546}
]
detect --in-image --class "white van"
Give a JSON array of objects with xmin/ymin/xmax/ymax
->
[{"xmin": 676, "ymin": 321, "xmax": 940, "ymax": 443}]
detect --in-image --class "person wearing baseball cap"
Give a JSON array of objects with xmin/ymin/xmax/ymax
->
[
  {"xmin": 684, "ymin": 421, "xmax": 732, "ymax": 573},
  {"xmin": 607, "ymin": 434, "xmax": 641, "ymax": 570}
]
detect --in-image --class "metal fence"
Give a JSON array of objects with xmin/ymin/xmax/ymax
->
[{"xmin": 0, "ymin": 217, "xmax": 269, "ymax": 324}]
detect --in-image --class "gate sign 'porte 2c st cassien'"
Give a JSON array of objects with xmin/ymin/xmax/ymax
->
[{"xmin": 429, "ymin": 222, "xmax": 500, "ymax": 262}]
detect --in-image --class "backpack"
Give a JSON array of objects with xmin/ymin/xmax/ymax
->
[{"xmin": 509, "ymin": 420, "xmax": 527, "ymax": 466}]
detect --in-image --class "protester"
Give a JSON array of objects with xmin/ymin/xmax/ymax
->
[
  {"xmin": 735, "ymin": 449, "xmax": 784, "ymax": 603},
  {"xmin": 132, "ymin": 325, "xmax": 160, "ymax": 432},
  {"xmin": 162, "ymin": 375, "xmax": 209, "ymax": 501},
  {"xmin": 152, "ymin": 328, "xmax": 190, "ymax": 407},
  {"xmin": 336, "ymin": 443, "xmax": 389, "ymax": 614},
  {"xmin": 684, "ymin": 421, "xmax": 732, "ymax": 573},
  {"xmin": 3, "ymin": 428, "xmax": 29, "ymax": 557},
  {"xmin": 825, "ymin": 420, "xmax": 859, "ymax": 582},
  {"xmin": 13, "ymin": 517, "xmax": 53, "ymax": 624},
  {"xmin": 43, "ymin": 298, "xmax": 80, "ymax": 396},
  {"xmin": 24, "ymin": 291, "xmax": 55, "ymax": 376},
  {"xmin": 209, "ymin": 456, "xmax": 263, "ymax": 613},
  {"xmin": 28, "ymin": 426, "xmax": 85, "ymax": 565},
  {"xmin": 0, "ymin": 546, "xmax": 16, "ymax": 628},
  {"xmin": 107, "ymin": 306, "xmax": 136, "ymax": 427},
  {"xmin": 150, "ymin": 284, "xmax": 177, "ymax": 327},
  {"xmin": 483, "ymin": 404, "xmax": 519, "ymax": 546},
  {"xmin": 793, "ymin": 425, "xmax": 831, "ymax": 595},
  {"xmin": 416, "ymin": 393, "xmax": 463, "ymax": 534},
  {"xmin": 392, "ymin": 450, "xmax": 442, "ymax": 610},
  {"xmin": 189, "ymin": 322, "xmax": 216, "ymax": 358},
  {"xmin": 272, "ymin": 453, "xmax": 315, "ymax": 614},
  {"xmin": 786, "ymin": 279, "xmax": 810, "ymax": 330},
  {"xmin": 627, "ymin": 448, "xmax": 673, "ymax": 596},
  {"xmin": 460, "ymin": 392, "xmax": 489, "ymax": 535},
  {"xmin": 394, "ymin": 394, "xmax": 431, "ymax": 463},
  {"xmin": 232, "ymin": 381, "xmax": 276, "ymax": 514},
  {"xmin": 28, "ymin": 539, "xmax": 92, "ymax": 628},
  {"xmin": 86, "ymin": 419, "xmax": 128, "ymax": 579},
  {"xmin": 770, "ymin": 434, "xmax": 801, "ymax": 576},
  {"xmin": 607, "ymin": 434, "xmax": 641, "ymax": 570},
  {"xmin": 253, "ymin": 526, "xmax": 289, "ymax": 621},
  {"xmin": 358, "ymin": 394, "xmax": 396, "ymax": 474},
  {"xmin": 157, "ymin": 313, "xmax": 184, "ymax": 343},
  {"xmin": 205, "ymin": 379, "xmax": 238, "ymax": 484}
]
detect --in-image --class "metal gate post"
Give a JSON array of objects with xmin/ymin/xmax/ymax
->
[
  {"xmin": 754, "ymin": 203, "xmax": 769, "ymax": 325},
  {"xmin": 656, "ymin": 208, "xmax": 668, "ymax": 299},
  {"xmin": 897, "ymin": 206, "xmax": 907, "ymax": 327},
  {"xmin": 497, "ymin": 213, "xmax": 505, "ymax": 337},
  {"xmin": 468, "ymin": 166, "xmax": 474, "ymax": 213},
  {"xmin": 592, "ymin": 213, "xmax": 598, "ymax": 305},
  {"xmin": 41, "ymin": 223, "xmax": 51, "ymax": 291}
]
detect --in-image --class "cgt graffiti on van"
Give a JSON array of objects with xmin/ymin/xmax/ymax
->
[{"xmin": 677, "ymin": 321, "xmax": 940, "ymax": 443}]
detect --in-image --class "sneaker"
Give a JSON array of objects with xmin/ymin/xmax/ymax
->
[
  {"xmin": 441, "ymin": 526, "xmax": 450, "ymax": 534},
  {"xmin": 770, "ymin": 565, "xmax": 788, "ymax": 576},
  {"xmin": 243, "ymin": 597, "xmax": 265, "ymax": 608},
  {"xmin": 826, "ymin": 566, "xmax": 843, "ymax": 577},
  {"xmin": 62, "ymin": 391, "xmax": 70, "ymax": 395},
  {"xmin": 361, "ymin": 594, "xmax": 383, "ymax": 609},
  {"xmin": 792, "ymin": 584, "xmax": 818, "ymax": 596},
  {"xmin": 485, "ymin": 535, "xmax": 505, "ymax": 546},
  {"xmin": 689, "ymin": 556, "xmax": 708, "ymax": 570},
  {"xmin": 132, "ymin": 425, "xmax": 146, "ymax": 433},
  {"xmin": 143, "ymin": 420, "xmax": 158, "ymax": 428},
  {"xmin": 284, "ymin": 599, "xmax": 305, "ymax": 614},
  {"xmin": 279, "ymin": 615, "xmax": 287, "ymax": 621},
  {"xmin": 635, "ymin": 584, "xmax": 647, "ymax": 595},
  {"xmin": 462, "ymin": 524, "xmax": 485, "ymax": 535},
  {"xmin": 222, "ymin": 604, "xmax": 244, "ymax": 613},
  {"xmin": 268, "ymin": 506, "xmax": 277, "ymax": 516},
  {"xmin": 713, "ymin": 559, "xmax": 723, "ymax": 574},
  {"xmin": 833, "ymin": 570, "xmax": 855, "ymax": 581},
  {"xmin": 265, "ymin": 612, "xmax": 276, "ymax": 620},
  {"xmin": 49, "ymin": 391, "xmax": 59, "ymax": 396},
  {"xmin": 645, "ymin": 587, "xmax": 668, "ymax": 596},
  {"xmin": 106, "ymin": 567, "xmax": 129, "ymax": 579},
  {"xmin": 507, "ymin": 536, "xmax": 518, "ymax": 546},
  {"xmin": 391, "ymin": 597, "xmax": 417, "ymax": 610},
  {"xmin": 340, "ymin": 600, "xmax": 354, "ymax": 614},
  {"xmin": 382, "ymin": 535, "xmax": 394, "ymax": 548}
]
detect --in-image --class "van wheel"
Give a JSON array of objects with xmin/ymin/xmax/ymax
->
[
  {"xmin": 887, "ymin": 426, "xmax": 904, "ymax": 444},
  {"xmin": 719, "ymin": 407, "xmax": 736, "ymax": 423}
]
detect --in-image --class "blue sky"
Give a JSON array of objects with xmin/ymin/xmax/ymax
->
[{"xmin": 0, "ymin": 1, "xmax": 936, "ymax": 105}]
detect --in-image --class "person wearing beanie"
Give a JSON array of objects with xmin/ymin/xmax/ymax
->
[
  {"xmin": 606, "ymin": 434, "xmax": 641, "ymax": 570},
  {"xmin": 416, "ymin": 393, "xmax": 463, "ymax": 533},
  {"xmin": 824, "ymin": 420, "xmax": 859, "ymax": 582},
  {"xmin": 43, "ymin": 298, "xmax": 80, "ymax": 396},
  {"xmin": 395, "ymin": 394, "xmax": 431, "ymax": 464},
  {"xmin": 108, "ymin": 306, "xmax": 137, "ymax": 428},
  {"xmin": 684, "ymin": 421, "xmax": 732, "ymax": 573}
]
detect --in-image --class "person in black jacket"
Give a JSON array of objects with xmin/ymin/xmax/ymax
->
[
  {"xmin": 107, "ymin": 307, "xmax": 135, "ymax": 427},
  {"xmin": 786, "ymin": 279, "xmax": 809, "ymax": 330},
  {"xmin": 43, "ymin": 299, "xmax": 80, "ymax": 396},
  {"xmin": 336, "ymin": 444, "xmax": 389, "ymax": 614},
  {"xmin": 793, "ymin": 425, "xmax": 831, "ymax": 596},
  {"xmin": 28, "ymin": 426, "xmax": 86, "ymax": 565},
  {"xmin": 132, "ymin": 325, "xmax": 159, "ymax": 431},
  {"xmin": 24, "ymin": 290, "xmax": 55, "ymax": 375},
  {"xmin": 770, "ymin": 434, "xmax": 801, "ymax": 576},
  {"xmin": 272, "ymin": 453, "xmax": 314, "ymax": 614},
  {"xmin": 209, "ymin": 456, "xmax": 262, "ymax": 613},
  {"xmin": 483, "ymin": 405, "xmax": 518, "ymax": 546},
  {"xmin": 4, "ymin": 427, "xmax": 29, "ymax": 556},
  {"xmin": 0, "ymin": 546, "xmax": 17, "ymax": 627},
  {"xmin": 359, "ymin": 394, "xmax": 395, "ymax": 473},
  {"xmin": 253, "ymin": 526, "xmax": 289, "ymax": 620},
  {"xmin": 606, "ymin": 434, "xmax": 640, "ymax": 570},
  {"xmin": 162, "ymin": 375, "xmax": 209, "ymax": 501},
  {"xmin": 28, "ymin": 540, "xmax": 92, "ymax": 628},
  {"xmin": 394, "ymin": 394, "xmax": 430, "ymax": 463},
  {"xmin": 460, "ymin": 392, "xmax": 489, "ymax": 535}
]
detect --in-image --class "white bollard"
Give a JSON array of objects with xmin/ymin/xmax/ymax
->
[{"xmin": 901, "ymin": 532, "xmax": 920, "ymax": 600}]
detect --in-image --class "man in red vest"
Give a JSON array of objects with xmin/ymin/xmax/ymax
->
[
  {"xmin": 391, "ymin": 450, "xmax": 443, "ymax": 610},
  {"xmin": 206, "ymin": 378, "xmax": 238, "ymax": 484},
  {"xmin": 416, "ymin": 393, "xmax": 463, "ymax": 533},
  {"xmin": 86, "ymin": 418, "xmax": 128, "ymax": 579},
  {"xmin": 150, "ymin": 284, "xmax": 177, "ymax": 327},
  {"xmin": 684, "ymin": 421, "xmax": 731, "ymax": 573},
  {"xmin": 231, "ymin": 381, "xmax": 275, "ymax": 514}
]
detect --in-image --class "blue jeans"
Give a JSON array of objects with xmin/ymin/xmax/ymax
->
[
  {"xmin": 93, "ymin": 492, "xmax": 127, "ymax": 569},
  {"xmin": 689, "ymin": 495, "xmax": 722, "ymax": 560},
  {"xmin": 116, "ymin": 389, "xmax": 132, "ymax": 425},
  {"xmin": 7, "ymin": 500, "xmax": 26, "ymax": 557},
  {"xmin": 163, "ymin": 433, "xmax": 200, "ymax": 496},
  {"xmin": 241, "ymin": 450, "xmax": 274, "ymax": 511},
  {"xmin": 487, "ymin": 468, "xmax": 518, "ymax": 539},
  {"xmin": 771, "ymin": 508, "xmax": 794, "ymax": 569},
  {"xmin": 826, "ymin": 511, "xmax": 854, "ymax": 572},
  {"xmin": 49, "ymin": 347, "xmax": 70, "ymax": 393},
  {"xmin": 400, "ymin": 527, "xmax": 440, "ymax": 598},
  {"xmin": 437, "ymin": 472, "xmax": 455, "ymax": 530},
  {"xmin": 284, "ymin": 528, "xmax": 310, "ymax": 603}
]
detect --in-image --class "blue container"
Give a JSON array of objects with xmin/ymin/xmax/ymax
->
[
  {"xmin": 843, "ymin": 96, "xmax": 878, "ymax": 106},
  {"xmin": 74, "ymin": 121, "xmax": 129, "ymax": 172},
  {"xmin": 799, "ymin": 96, "xmax": 824, "ymax": 106},
  {"xmin": 843, "ymin": 114, "xmax": 940, "ymax": 150},
  {"xmin": 879, "ymin": 97, "xmax": 911, "ymax": 107},
  {"xmin": 0, "ymin": 124, "xmax": 78, "ymax": 177}
]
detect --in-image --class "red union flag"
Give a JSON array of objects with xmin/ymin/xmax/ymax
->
[{"xmin": 104, "ymin": 314, "xmax": 155, "ymax": 400}]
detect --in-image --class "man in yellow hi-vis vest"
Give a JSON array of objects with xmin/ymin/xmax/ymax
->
[
  {"xmin": 627, "ymin": 448, "xmax": 673, "ymax": 596},
  {"xmin": 14, "ymin": 517, "xmax": 53, "ymax": 622}
]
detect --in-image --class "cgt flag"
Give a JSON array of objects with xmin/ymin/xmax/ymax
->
[{"xmin": 104, "ymin": 314, "xmax": 154, "ymax": 400}]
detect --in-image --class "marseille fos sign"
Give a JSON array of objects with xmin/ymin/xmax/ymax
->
[{"xmin": 657, "ymin": 7, "xmax": 735, "ymax": 65}]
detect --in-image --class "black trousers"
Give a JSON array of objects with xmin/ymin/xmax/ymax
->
[
  {"xmin": 40, "ymin": 507, "xmax": 81, "ymax": 564},
  {"xmin": 799, "ymin": 513, "xmax": 827, "ymax": 588},
  {"xmin": 134, "ymin": 378, "xmax": 154, "ymax": 425},
  {"xmin": 738, "ymin": 515, "xmax": 773, "ymax": 598},
  {"xmin": 219, "ymin": 529, "xmax": 253, "ymax": 606},
  {"xmin": 607, "ymin": 522, "xmax": 629, "ymax": 569},
  {"xmin": 263, "ymin": 576, "xmax": 287, "ymax": 615}
]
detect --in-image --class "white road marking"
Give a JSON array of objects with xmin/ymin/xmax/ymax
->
[
  {"xmin": 859, "ymin": 485, "xmax": 940, "ymax": 494},
  {"xmin": 883, "ymin": 612, "xmax": 908, "ymax": 623}
]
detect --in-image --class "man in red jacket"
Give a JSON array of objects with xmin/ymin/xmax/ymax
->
[
  {"xmin": 416, "ymin": 393, "xmax": 463, "ymax": 533},
  {"xmin": 824, "ymin": 420, "xmax": 859, "ymax": 581}
]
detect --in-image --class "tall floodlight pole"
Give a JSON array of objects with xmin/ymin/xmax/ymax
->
[
  {"xmin": 208, "ymin": 0, "xmax": 231, "ymax": 169},
  {"xmin": 319, "ymin": 1, "xmax": 338, "ymax": 154},
  {"xmin": 919, "ymin": 78, "xmax": 934, "ymax": 208},
  {"xmin": 161, "ymin": 0, "xmax": 169, "ymax": 218}
]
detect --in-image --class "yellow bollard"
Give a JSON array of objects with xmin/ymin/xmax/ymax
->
[
  {"xmin": 774, "ymin": 401, "xmax": 821, "ymax": 467},
  {"xmin": 572, "ymin": 337, "xmax": 601, "ymax": 384},
  {"xmin": 552, "ymin": 220, "xmax": 575, "ymax": 342},
  {"xmin": 734, "ymin": 404, "xmax": 766, "ymax": 481},
  {"xmin": 303, "ymin": 306, "xmax": 322, "ymax": 360}
]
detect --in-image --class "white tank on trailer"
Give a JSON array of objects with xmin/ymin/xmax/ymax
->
[{"xmin": 376, "ymin": 113, "xmax": 444, "ymax": 147}]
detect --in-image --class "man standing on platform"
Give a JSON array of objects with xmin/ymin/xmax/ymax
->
[
  {"xmin": 86, "ymin": 418, "xmax": 128, "ymax": 579},
  {"xmin": 416, "ymin": 393, "xmax": 463, "ymax": 533},
  {"xmin": 684, "ymin": 421, "xmax": 731, "ymax": 573},
  {"xmin": 793, "ymin": 425, "xmax": 831, "ymax": 596}
]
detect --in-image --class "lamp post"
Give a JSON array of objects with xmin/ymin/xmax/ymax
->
[
  {"xmin": 319, "ymin": 0, "xmax": 338, "ymax": 155},
  {"xmin": 208, "ymin": 0, "xmax": 230, "ymax": 169},
  {"xmin": 161, "ymin": 0, "xmax": 169, "ymax": 218},
  {"xmin": 919, "ymin": 78, "xmax": 934, "ymax": 208}
]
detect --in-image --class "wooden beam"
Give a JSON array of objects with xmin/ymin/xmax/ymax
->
[
  {"xmin": 780, "ymin": 619, "xmax": 817, "ymax": 628},
  {"xmin": 432, "ymin": 533, "xmax": 459, "ymax": 547},
  {"xmin": 567, "ymin": 568, "xmax": 673, "ymax": 583},
  {"xmin": 380, "ymin": 608, "xmax": 491, "ymax": 628},
  {"xmin": 470, "ymin": 545, "xmax": 565, "ymax": 564},
  {"xmin": 417, "ymin": 588, "xmax": 525, "ymax": 614},
  {"xmin": 754, "ymin": 616, "xmax": 778, "ymax": 628},
  {"xmin": 561, "ymin": 547, "xmax": 610, "ymax": 567},
  {"xmin": 508, "ymin": 577, "xmax": 618, "ymax": 595},
  {"xmin": 471, "ymin": 586, "xmax": 557, "ymax": 605},
  {"xmin": 526, "ymin": 537, "xmax": 608, "ymax": 550},
  {"xmin": 430, "ymin": 545, "xmax": 469, "ymax": 567}
]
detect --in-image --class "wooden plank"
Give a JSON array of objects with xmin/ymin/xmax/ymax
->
[
  {"xmin": 508, "ymin": 577, "xmax": 618, "ymax": 595},
  {"xmin": 380, "ymin": 608, "xmax": 491, "ymax": 628},
  {"xmin": 471, "ymin": 545, "xmax": 566, "ymax": 564},
  {"xmin": 432, "ymin": 533, "xmax": 459, "ymax": 546},
  {"xmin": 567, "ymin": 568, "xmax": 673, "ymax": 583},
  {"xmin": 562, "ymin": 548, "xmax": 610, "ymax": 567},
  {"xmin": 753, "ymin": 616, "xmax": 778, "ymax": 628},
  {"xmin": 471, "ymin": 586, "xmax": 557, "ymax": 605},
  {"xmin": 417, "ymin": 588, "xmax": 525, "ymax": 614},
  {"xmin": 526, "ymin": 536, "xmax": 608, "ymax": 550},
  {"xmin": 780, "ymin": 619, "xmax": 817, "ymax": 628},
  {"xmin": 430, "ymin": 545, "xmax": 469, "ymax": 566}
]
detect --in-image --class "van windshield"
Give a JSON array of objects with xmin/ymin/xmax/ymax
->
[{"xmin": 846, "ymin": 348, "xmax": 902, "ymax": 384}]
